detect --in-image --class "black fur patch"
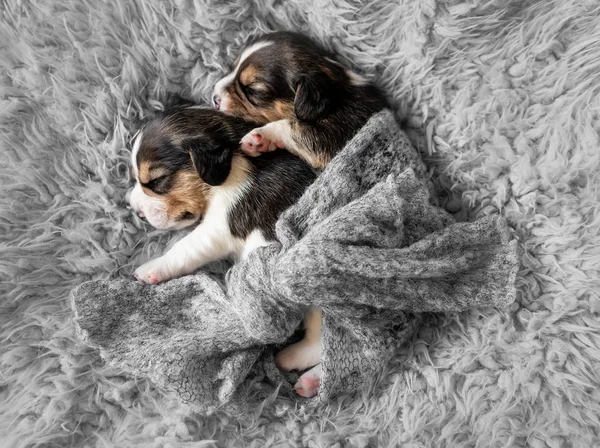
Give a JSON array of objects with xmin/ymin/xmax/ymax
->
[
  {"xmin": 228, "ymin": 151, "xmax": 316, "ymax": 240},
  {"xmin": 184, "ymin": 135, "xmax": 233, "ymax": 186},
  {"xmin": 294, "ymin": 72, "xmax": 337, "ymax": 122}
]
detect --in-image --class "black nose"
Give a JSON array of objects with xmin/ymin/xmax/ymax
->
[{"xmin": 212, "ymin": 94, "xmax": 221, "ymax": 109}]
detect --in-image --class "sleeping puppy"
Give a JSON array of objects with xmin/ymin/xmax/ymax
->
[
  {"xmin": 212, "ymin": 31, "xmax": 387, "ymax": 168},
  {"xmin": 129, "ymin": 107, "xmax": 314, "ymax": 285},
  {"xmin": 213, "ymin": 31, "xmax": 387, "ymax": 397}
]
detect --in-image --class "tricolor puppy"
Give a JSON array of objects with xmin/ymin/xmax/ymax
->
[
  {"xmin": 212, "ymin": 31, "xmax": 387, "ymax": 168},
  {"xmin": 129, "ymin": 107, "xmax": 314, "ymax": 284},
  {"xmin": 213, "ymin": 31, "xmax": 387, "ymax": 398}
]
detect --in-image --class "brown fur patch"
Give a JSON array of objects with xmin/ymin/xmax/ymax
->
[
  {"xmin": 223, "ymin": 91, "xmax": 294, "ymax": 125},
  {"xmin": 162, "ymin": 169, "xmax": 210, "ymax": 222},
  {"xmin": 294, "ymin": 148, "xmax": 330, "ymax": 169},
  {"xmin": 267, "ymin": 99, "xmax": 295, "ymax": 121},
  {"xmin": 239, "ymin": 65, "xmax": 257, "ymax": 86},
  {"xmin": 138, "ymin": 166, "xmax": 210, "ymax": 220},
  {"xmin": 222, "ymin": 86, "xmax": 254, "ymax": 122},
  {"xmin": 154, "ymin": 157, "xmax": 251, "ymax": 223},
  {"xmin": 138, "ymin": 161, "xmax": 151, "ymax": 185}
]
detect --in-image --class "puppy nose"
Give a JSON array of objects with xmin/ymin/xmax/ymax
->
[{"xmin": 212, "ymin": 94, "xmax": 221, "ymax": 109}]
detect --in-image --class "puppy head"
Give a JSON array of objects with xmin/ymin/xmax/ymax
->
[
  {"xmin": 129, "ymin": 108, "xmax": 249, "ymax": 230},
  {"xmin": 213, "ymin": 31, "xmax": 368, "ymax": 124}
]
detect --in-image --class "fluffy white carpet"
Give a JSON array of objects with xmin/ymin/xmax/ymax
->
[{"xmin": 2, "ymin": 0, "xmax": 600, "ymax": 446}]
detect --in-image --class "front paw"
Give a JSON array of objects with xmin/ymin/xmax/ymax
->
[
  {"xmin": 240, "ymin": 126, "xmax": 284, "ymax": 156},
  {"xmin": 134, "ymin": 258, "xmax": 171, "ymax": 284}
]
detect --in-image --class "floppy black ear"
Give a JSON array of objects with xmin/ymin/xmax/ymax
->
[
  {"xmin": 294, "ymin": 72, "xmax": 336, "ymax": 122},
  {"xmin": 183, "ymin": 135, "xmax": 233, "ymax": 186}
]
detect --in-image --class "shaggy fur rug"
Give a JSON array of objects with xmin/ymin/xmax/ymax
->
[{"xmin": 1, "ymin": 0, "xmax": 599, "ymax": 446}]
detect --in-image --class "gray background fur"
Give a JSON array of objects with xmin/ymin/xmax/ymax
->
[{"xmin": 2, "ymin": 0, "xmax": 600, "ymax": 446}]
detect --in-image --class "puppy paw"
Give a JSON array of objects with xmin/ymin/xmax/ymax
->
[
  {"xmin": 294, "ymin": 365, "xmax": 321, "ymax": 398},
  {"xmin": 240, "ymin": 126, "xmax": 284, "ymax": 156},
  {"xmin": 275, "ymin": 340, "xmax": 320, "ymax": 372},
  {"xmin": 133, "ymin": 258, "xmax": 171, "ymax": 284}
]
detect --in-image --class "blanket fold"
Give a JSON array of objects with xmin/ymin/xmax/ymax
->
[{"xmin": 71, "ymin": 109, "xmax": 519, "ymax": 411}]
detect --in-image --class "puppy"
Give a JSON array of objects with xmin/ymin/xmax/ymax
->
[
  {"xmin": 212, "ymin": 31, "xmax": 387, "ymax": 168},
  {"xmin": 129, "ymin": 106, "xmax": 314, "ymax": 284},
  {"xmin": 213, "ymin": 31, "xmax": 386, "ymax": 397}
]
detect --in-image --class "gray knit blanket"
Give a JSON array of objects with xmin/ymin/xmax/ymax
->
[{"xmin": 71, "ymin": 109, "xmax": 519, "ymax": 412}]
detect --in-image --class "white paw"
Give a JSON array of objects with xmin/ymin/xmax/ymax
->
[
  {"xmin": 294, "ymin": 364, "xmax": 322, "ymax": 398},
  {"xmin": 275, "ymin": 340, "xmax": 320, "ymax": 372},
  {"xmin": 240, "ymin": 126, "xmax": 284, "ymax": 156},
  {"xmin": 133, "ymin": 258, "xmax": 171, "ymax": 284}
]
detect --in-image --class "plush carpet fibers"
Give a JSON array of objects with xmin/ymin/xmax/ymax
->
[{"xmin": 1, "ymin": 0, "xmax": 600, "ymax": 446}]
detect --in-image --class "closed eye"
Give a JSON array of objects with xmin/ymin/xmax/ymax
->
[
  {"xmin": 241, "ymin": 83, "xmax": 256, "ymax": 96},
  {"xmin": 142, "ymin": 175, "xmax": 171, "ymax": 195},
  {"xmin": 240, "ymin": 83, "xmax": 270, "ymax": 105}
]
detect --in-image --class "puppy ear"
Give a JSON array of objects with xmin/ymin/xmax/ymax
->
[
  {"xmin": 183, "ymin": 135, "xmax": 233, "ymax": 186},
  {"xmin": 294, "ymin": 72, "xmax": 336, "ymax": 122}
]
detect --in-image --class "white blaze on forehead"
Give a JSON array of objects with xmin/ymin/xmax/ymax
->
[
  {"xmin": 131, "ymin": 131, "xmax": 142, "ymax": 178},
  {"xmin": 214, "ymin": 41, "xmax": 274, "ymax": 94}
]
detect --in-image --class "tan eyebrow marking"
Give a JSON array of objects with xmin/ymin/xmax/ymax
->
[
  {"xmin": 251, "ymin": 82, "xmax": 268, "ymax": 91},
  {"xmin": 138, "ymin": 161, "xmax": 150, "ymax": 184},
  {"xmin": 138, "ymin": 163, "xmax": 168, "ymax": 184},
  {"xmin": 148, "ymin": 166, "xmax": 168, "ymax": 179},
  {"xmin": 239, "ymin": 65, "xmax": 258, "ymax": 86}
]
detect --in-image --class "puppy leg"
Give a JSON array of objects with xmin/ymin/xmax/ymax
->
[
  {"xmin": 134, "ymin": 224, "xmax": 230, "ymax": 284},
  {"xmin": 240, "ymin": 120, "xmax": 327, "ymax": 168},
  {"xmin": 294, "ymin": 364, "xmax": 322, "ymax": 398},
  {"xmin": 275, "ymin": 308, "xmax": 322, "ymax": 371}
]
